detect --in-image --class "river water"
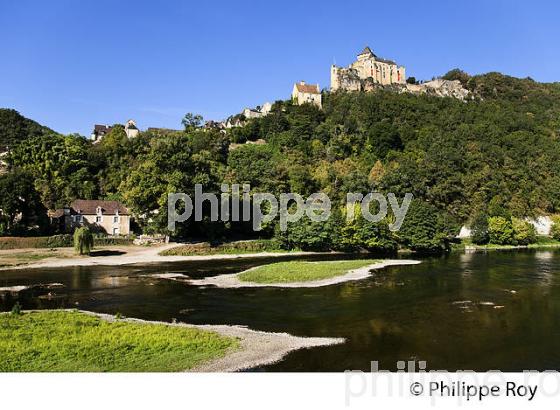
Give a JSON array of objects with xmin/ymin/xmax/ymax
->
[{"xmin": 2, "ymin": 250, "xmax": 560, "ymax": 371}]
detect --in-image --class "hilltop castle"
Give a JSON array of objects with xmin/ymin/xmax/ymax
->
[{"xmin": 331, "ymin": 46, "xmax": 406, "ymax": 91}]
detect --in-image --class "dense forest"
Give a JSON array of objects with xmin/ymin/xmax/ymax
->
[{"xmin": 1, "ymin": 70, "xmax": 560, "ymax": 252}]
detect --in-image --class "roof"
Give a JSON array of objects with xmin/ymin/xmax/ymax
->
[
  {"xmin": 358, "ymin": 46, "xmax": 376, "ymax": 57},
  {"xmin": 93, "ymin": 124, "xmax": 112, "ymax": 134},
  {"xmin": 70, "ymin": 200, "xmax": 130, "ymax": 215},
  {"xmin": 377, "ymin": 57, "xmax": 397, "ymax": 65},
  {"xmin": 359, "ymin": 46, "xmax": 372, "ymax": 54},
  {"xmin": 48, "ymin": 209, "xmax": 65, "ymax": 218},
  {"xmin": 295, "ymin": 82, "xmax": 320, "ymax": 94}
]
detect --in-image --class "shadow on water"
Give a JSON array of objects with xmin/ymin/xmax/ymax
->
[
  {"xmin": 2, "ymin": 249, "xmax": 560, "ymax": 371},
  {"xmin": 89, "ymin": 250, "xmax": 127, "ymax": 257}
]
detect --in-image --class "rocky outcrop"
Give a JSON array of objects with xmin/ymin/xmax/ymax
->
[{"xmin": 405, "ymin": 79, "xmax": 470, "ymax": 100}]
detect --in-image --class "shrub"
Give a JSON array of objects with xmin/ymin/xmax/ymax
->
[
  {"xmin": 94, "ymin": 236, "xmax": 134, "ymax": 246},
  {"xmin": 74, "ymin": 227, "xmax": 94, "ymax": 255},
  {"xmin": 0, "ymin": 235, "xmax": 72, "ymax": 249},
  {"xmin": 160, "ymin": 239, "xmax": 282, "ymax": 256},
  {"xmin": 512, "ymin": 217, "xmax": 537, "ymax": 245},
  {"xmin": 488, "ymin": 216, "xmax": 515, "ymax": 245},
  {"xmin": 11, "ymin": 302, "xmax": 22, "ymax": 316},
  {"xmin": 470, "ymin": 213, "xmax": 490, "ymax": 245},
  {"xmin": 550, "ymin": 216, "xmax": 560, "ymax": 240}
]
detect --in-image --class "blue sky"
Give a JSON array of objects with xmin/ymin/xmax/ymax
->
[{"xmin": 1, "ymin": 0, "xmax": 558, "ymax": 136}]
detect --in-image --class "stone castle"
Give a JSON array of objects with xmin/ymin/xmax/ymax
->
[
  {"xmin": 223, "ymin": 45, "xmax": 469, "ymax": 127},
  {"xmin": 331, "ymin": 46, "xmax": 406, "ymax": 91}
]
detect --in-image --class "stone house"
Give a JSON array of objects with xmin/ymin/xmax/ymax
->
[
  {"xmin": 124, "ymin": 119, "xmax": 139, "ymax": 138},
  {"xmin": 50, "ymin": 199, "xmax": 131, "ymax": 236},
  {"xmin": 291, "ymin": 81, "xmax": 322, "ymax": 108},
  {"xmin": 91, "ymin": 125, "xmax": 113, "ymax": 144},
  {"xmin": 91, "ymin": 119, "xmax": 139, "ymax": 143}
]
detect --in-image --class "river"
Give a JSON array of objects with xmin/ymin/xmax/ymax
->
[{"xmin": 2, "ymin": 250, "xmax": 560, "ymax": 371}]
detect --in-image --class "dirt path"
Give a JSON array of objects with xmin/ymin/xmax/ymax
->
[{"xmin": 0, "ymin": 244, "xmax": 322, "ymax": 270}]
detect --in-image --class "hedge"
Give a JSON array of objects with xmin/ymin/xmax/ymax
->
[{"xmin": 0, "ymin": 235, "xmax": 133, "ymax": 250}]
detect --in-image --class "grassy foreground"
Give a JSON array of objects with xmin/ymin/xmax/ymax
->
[
  {"xmin": 238, "ymin": 259, "xmax": 381, "ymax": 284},
  {"xmin": 0, "ymin": 311, "xmax": 239, "ymax": 372}
]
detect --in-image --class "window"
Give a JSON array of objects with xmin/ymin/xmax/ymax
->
[
  {"xmin": 112, "ymin": 228, "xmax": 120, "ymax": 236},
  {"xmin": 113, "ymin": 216, "xmax": 119, "ymax": 223},
  {"xmin": 74, "ymin": 215, "xmax": 83, "ymax": 223},
  {"xmin": 96, "ymin": 216, "xmax": 102, "ymax": 223}
]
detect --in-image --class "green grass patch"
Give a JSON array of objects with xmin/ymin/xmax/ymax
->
[
  {"xmin": 237, "ymin": 259, "xmax": 381, "ymax": 284},
  {"xmin": 0, "ymin": 311, "xmax": 239, "ymax": 372}
]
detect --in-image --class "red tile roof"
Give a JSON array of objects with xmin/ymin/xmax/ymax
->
[
  {"xmin": 295, "ymin": 83, "xmax": 320, "ymax": 94},
  {"xmin": 70, "ymin": 200, "xmax": 130, "ymax": 215}
]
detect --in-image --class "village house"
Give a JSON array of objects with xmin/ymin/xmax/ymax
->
[
  {"xmin": 291, "ymin": 81, "xmax": 322, "ymax": 108},
  {"xmin": 49, "ymin": 199, "xmax": 131, "ymax": 236},
  {"xmin": 0, "ymin": 151, "xmax": 8, "ymax": 175},
  {"xmin": 91, "ymin": 125, "xmax": 113, "ymax": 143},
  {"xmin": 222, "ymin": 102, "xmax": 273, "ymax": 129},
  {"xmin": 91, "ymin": 119, "xmax": 139, "ymax": 143},
  {"xmin": 124, "ymin": 119, "xmax": 139, "ymax": 138}
]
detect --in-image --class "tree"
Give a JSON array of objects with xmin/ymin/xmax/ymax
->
[
  {"xmin": 488, "ymin": 216, "xmax": 514, "ymax": 245},
  {"xmin": 442, "ymin": 69, "xmax": 471, "ymax": 86},
  {"xmin": 0, "ymin": 170, "xmax": 48, "ymax": 235},
  {"xmin": 181, "ymin": 113, "xmax": 204, "ymax": 132},
  {"xmin": 470, "ymin": 212, "xmax": 489, "ymax": 245},
  {"xmin": 74, "ymin": 227, "xmax": 94, "ymax": 255},
  {"xmin": 366, "ymin": 121, "xmax": 403, "ymax": 159},
  {"xmin": 512, "ymin": 217, "xmax": 536, "ymax": 245},
  {"xmin": 0, "ymin": 108, "xmax": 56, "ymax": 150},
  {"xmin": 340, "ymin": 204, "xmax": 397, "ymax": 252},
  {"xmin": 398, "ymin": 200, "xmax": 452, "ymax": 253},
  {"xmin": 8, "ymin": 134, "xmax": 96, "ymax": 208},
  {"xmin": 275, "ymin": 215, "xmax": 340, "ymax": 252},
  {"xmin": 406, "ymin": 77, "xmax": 417, "ymax": 85}
]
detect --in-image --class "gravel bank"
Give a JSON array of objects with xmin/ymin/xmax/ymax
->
[{"xmin": 74, "ymin": 310, "xmax": 344, "ymax": 372}]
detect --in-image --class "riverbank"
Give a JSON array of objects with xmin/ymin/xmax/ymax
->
[
  {"xmin": 0, "ymin": 244, "xmax": 327, "ymax": 271},
  {"xmin": 0, "ymin": 310, "xmax": 344, "ymax": 372},
  {"xmin": 188, "ymin": 259, "xmax": 421, "ymax": 288}
]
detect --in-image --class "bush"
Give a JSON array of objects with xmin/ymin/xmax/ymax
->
[
  {"xmin": 160, "ymin": 239, "xmax": 282, "ymax": 256},
  {"xmin": 551, "ymin": 216, "xmax": 560, "ymax": 240},
  {"xmin": 470, "ymin": 213, "xmax": 490, "ymax": 245},
  {"xmin": 94, "ymin": 236, "xmax": 134, "ymax": 246},
  {"xmin": 11, "ymin": 302, "xmax": 22, "ymax": 316},
  {"xmin": 74, "ymin": 227, "xmax": 94, "ymax": 255},
  {"xmin": 0, "ymin": 235, "xmax": 72, "ymax": 249},
  {"xmin": 488, "ymin": 216, "xmax": 515, "ymax": 245},
  {"xmin": 512, "ymin": 217, "xmax": 537, "ymax": 245}
]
